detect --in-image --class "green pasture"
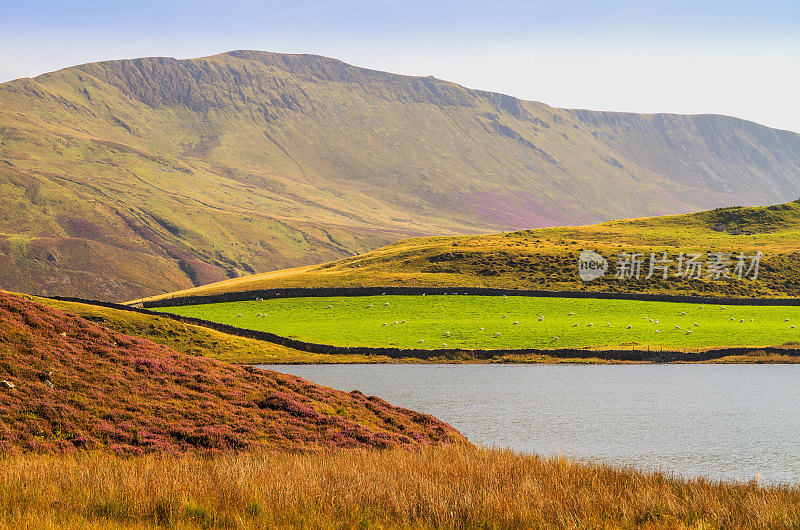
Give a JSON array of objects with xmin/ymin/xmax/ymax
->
[{"xmin": 152, "ymin": 295, "xmax": 800, "ymax": 350}]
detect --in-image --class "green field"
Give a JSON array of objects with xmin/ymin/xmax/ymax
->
[{"xmin": 153, "ymin": 295, "xmax": 800, "ymax": 351}]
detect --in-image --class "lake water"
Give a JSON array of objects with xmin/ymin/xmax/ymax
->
[{"xmin": 262, "ymin": 364, "xmax": 800, "ymax": 485}]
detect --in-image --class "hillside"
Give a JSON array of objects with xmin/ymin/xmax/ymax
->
[
  {"xmin": 0, "ymin": 291, "xmax": 464, "ymax": 453},
  {"xmin": 138, "ymin": 199, "xmax": 800, "ymax": 301},
  {"xmin": 2, "ymin": 51, "xmax": 800, "ymax": 300}
]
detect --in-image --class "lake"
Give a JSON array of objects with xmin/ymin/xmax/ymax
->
[{"xmin": 262, "ymin": 364, "xmax": 800, "ymax": 485}]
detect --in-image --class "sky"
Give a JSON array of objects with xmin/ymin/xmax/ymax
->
[{"xmin": 1, "ymin": 1, "xmax": 799, "ymax": 132}]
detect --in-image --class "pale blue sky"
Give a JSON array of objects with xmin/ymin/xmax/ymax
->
[{"xmin": 2, "ymin": 1, "xmax": 799, "ymax": 131}]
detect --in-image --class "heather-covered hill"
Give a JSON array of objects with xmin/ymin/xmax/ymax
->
[
  {"xmin": 3, "ymin": 51, "xmax": 800, "ymax": 300},
  {"xmin": 0, "ymin": 292, "xmax": 464, "ymax": 454}
]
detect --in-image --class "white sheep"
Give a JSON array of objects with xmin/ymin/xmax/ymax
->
[
  {"xmin": 443, "ymin": 343, "xmax": 448, "ymax": 347},
  {"xmin": 384, "ymin": 302, "xmax": 390, "ymax": 306},
  {"xmin": 394, "ymin": 321, "xmax": 399, "ymax": 324},
  {"xmin": 513, "ymin": 321, "xmax": 519, "ymax": 325},
  {"xmin": 382, "ymin": 323, "xmax": 387, "ymax": 326},
  {"xmin": 538, "ymin": 316, "xmax": 544, "ymax": 321},
  {"xmin": 721, "ymin": 306, "xmax": 726, "ymax": 310},
  {"xmin": 587, "ymin": 323, "xmax": 593, "ymax": 327},
  {"xmin": 419, "ymin": 339, "xmax": 424, "ymax": 343},
  {"xmin": 503, "ymin": 314, "xmax": 508, "ymax": 318},
  {"xmin": 496, "ymin": 332, "xmax": 501, "ymax": 337},
  {"xmin": 327, "ymin": 305, "xmax": 332, "ymax": 309},
  {"xmin": 675, "ymin": 325, "xmax": 680, "ymax": 329},
  {"xmin": 401, "ymin": 320, "xmax": 406, "ymax": 324},
  {"xmin": 680, "ymin": 311, "xmax": 687, "ymax": 316},
  {"xmin": 655, "ymin": 330, "xmax": 661, "ymax": 333},
  {"xmin": 367, "ymin": 304, "xmax": 373, "ymax": 308},
  {"xmin": 694, "ymin": 323, "xmax": 700, "ymax": 327},
  {"xmin": 568, "ymin": 312, "xmax": 575, "ymax": 316},
  {"xmin": 237, "ymin": 314, "xmax": 243, "ymax": 318},
  {"xmin": 686, "ymin": 331, "xmax": 692, "ymax": 335},
  {"xmin": 606, "ymin": 323, "xmax": 611, "ymax": 327},
  {"xmin": 792, "ymin": 326, "xmax": 797, "ymax": 330},
  {"xmin": 480, "ymin": 327, "xmax": 485, "ymax": 331},
  {"xmin": 786, "ymin": 318, "xmax": 791, "ymax": 322},
  {"xmin": 553, "ymin": 337, "xmax": 560, "ymax": 341},
  {"xmin": 731, "ymin": 317, "xmax": 736, "ymax": 321},
  {"xmin": 445, "ymin": 331, "xmax": 451, "ymax": 336},
  {"xmin": 627, "ymin": 325, "xmax": 632, "ymax": 329},
  {"xmin": 572, "ymin": 323, "xmax": 578, "ymax": 327}
]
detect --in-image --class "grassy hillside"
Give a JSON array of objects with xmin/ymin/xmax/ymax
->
[
  {"xmin": 32, "ymin": 295, "xmax": 397, "ymax": 364},
  {"xmin": 140, "ymin": 199, "xmax": 800, "ymax": 300},
  {"xmin": 154, "ymin": 295, "xmax": 800, "ymax": 351},
  {"xmin": 0, "ymin": 291, "xmax": 464, "ymax": 453},
  {"xmin": 3, "ymin": 51, "xmax": 800, "ymax": 300},
  {"xmin": 3, "ymin": 445, "xmax": 799, "ymax": 528}
]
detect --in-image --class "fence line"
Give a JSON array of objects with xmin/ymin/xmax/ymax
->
[
  {"xmin": 140, "ymin": 286, "xmax": 800, "ymax": 309},
  {"xmin": 47, "ymin": 294, "xmax": 800, "ymax": 363}
]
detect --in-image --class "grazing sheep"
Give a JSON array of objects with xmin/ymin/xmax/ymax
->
[
  {"xmin": 606, "ymin": 323, "xmax": 611, "ymax": 327},
  {"xmin": 654, "ymin": 320, "xmax": 659, "ymax": 325},
  {"xmin": 503, "ymin": 314, "xmax": 508, "ymax": 318},
  {"xmin": 513, "ymin": 321, "xmax": 519, "ymax": 325},
  {"xmin": 384, "ymin": 303, "xmax": 390, "ymax": 306},
  {"xmin": 237, "ymin": 314, "xmax": 243, "ymax": 318},
  {"xmin": 786, "ymin": 319, "xmax": 791, "ymax": 322},
  {"xmin": 445, "ymin": 331, "xmax": 451, "ymax": 336},
  {"xmin": 627, "ymin": 325, "xmax": 632, "ymax": 329},
  {"xmin": 750, "ymin": 318, "xmax": 754, "ymax": 322},
  {"xmin": 731, "ymin": 317, "xmax": 736, "ymax": 321},
  {"xmin": 680, "ymin": 312, "xmax": 687, "ymax": 316},
  {"xmin": 443, "ymin": 343, "xmax": 447, "ymax": 347},
  {"xmin": 655, "ymin": 330, "xmax": 661, "ymax": 333},
  {"xmin": 394, "ymin": 321, "xmax": 399, "ymax": 324},
  {"xmin": 686, "ymin": 331, "xmax": 692, "ymax": 335},
  {"xmin": 480, "ymin": 327, "xmax": 485, "ymax": 331},
  {"xmin": 675, "ymin": 325, "xmax": 680, "ymax": 329},
  {"xmin": 496, "ymin": 333, "xmax": 501, "ymax": 337},
  {"xmin": 538, "ymin": 316, "xmax": 544, "ymax": 321},
  {"xmin": 572, "ymin": 323, "xmax": 578, "ymax": 327},
  {"xmin": 587, "ymin": 323, "xmax": 593, "ymax": 327},
  {"xmin": 568, "ymin": 312, "xmax": 574, "ymax": 316},
  {"xmin": 553, "ymin": 337, "xmax": 560, "ymax": 342},
  {"xmin": 792, "ymin": 326, "xmax": 797, "ymax": 330},
  {"xmin": 367, "ymin": 304, "xmax": 373, "ymax": 308},
  {"xmin": 401, "ymin": 320, "xmax": 406, "ymax": 324},
  {"xmin": 327, "ymin": 305, "xmax": 333, "ymax": 309},
  {"xmin": 694, "ymin": 323, "xmax": 700, "ymax": 327},
  {"xmin": 700, "ymin": 306, "xmax": 704, "ymax": 309},
  {"xmin": 382, "ymin": 323, "xmax": 387, "ymax": 326},
  {"xmin": 740, "ymin": 319, "xmax": 744, "ymax": 323},
  {"xmin": 257, "ymin": 313, "xmax": 263, "ymax": 317},
  {"xmin": 721, "ymin": 306, "xmax": 726, "ymax": 310},
  {"xmin": 419, "ymin": 339, "xmax": 424, "ymax": 343}
]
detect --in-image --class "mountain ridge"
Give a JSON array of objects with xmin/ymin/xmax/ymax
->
[{"xmin": 2, "ymin": 50, "xmax": 800, "ymax": 300}]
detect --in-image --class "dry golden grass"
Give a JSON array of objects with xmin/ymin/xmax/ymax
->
[{"xmin": 1, "ymin": 445, "xmax": 798, "ymax": 529}]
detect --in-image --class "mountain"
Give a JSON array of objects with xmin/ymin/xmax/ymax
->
[
  {"xmin": 2, "ymin": 50, "xmax": 800, "ymax": 301},
  {"xmin": 0, "ymin": 291, "xmax": 464, "ymax": 453},
  {"xmin": 136, "ymin": 199, "xmax": 800, "ymax": 301}
]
